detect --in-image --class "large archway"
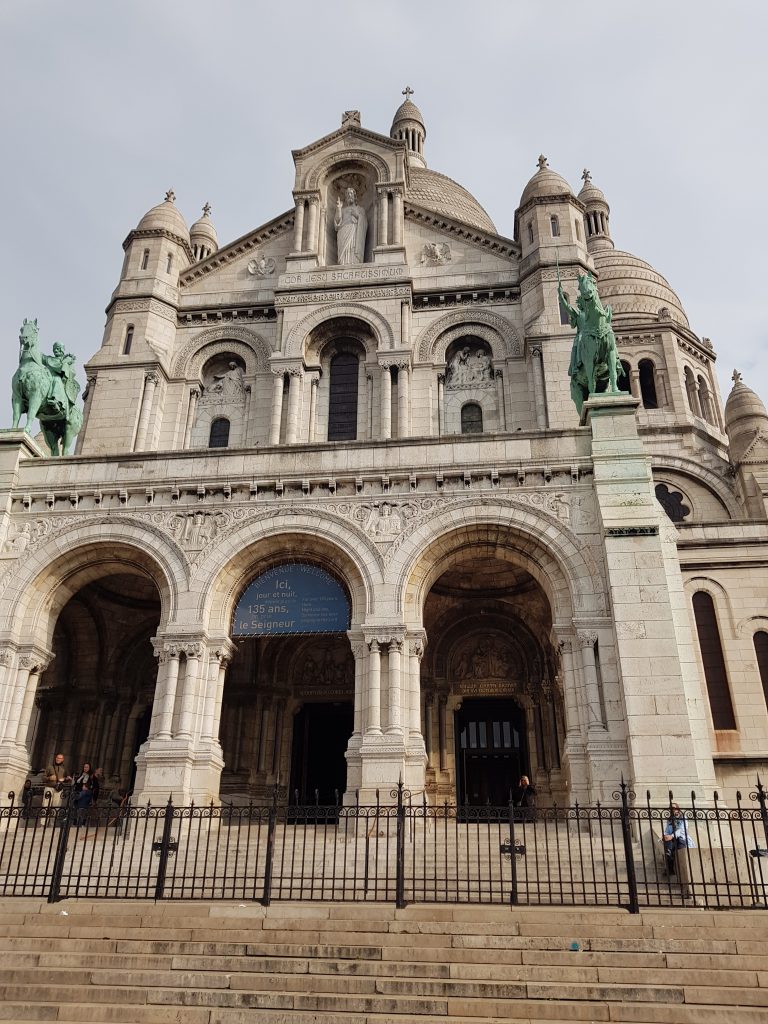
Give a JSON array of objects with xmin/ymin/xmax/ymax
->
[
  {"xmin": 420, "ymin": 550, "xmax": 565, "ymax": 805},
  {"xmin": 29, "ymin": 572, "xmax": 161, "ymax": 794}
]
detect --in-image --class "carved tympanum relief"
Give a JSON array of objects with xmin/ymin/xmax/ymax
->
[{"xmin": 446, "ymin": 342, "xmax": 494, "ymax": 391}]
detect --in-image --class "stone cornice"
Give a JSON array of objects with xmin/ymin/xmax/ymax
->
[
  {"xmin": 404, "ymin": 203, "xmax": 519, "ymax": 259},
  {"xmin": 292, "ymin": 123, "xmax": 404, "ymax": 162},
  {"xmin": 123, "ymin": 227, "xmax": 195, "ymax": 262},
  {"xmin": 179, "ymin": 210, "xmax": 294, "ymax": 286}
]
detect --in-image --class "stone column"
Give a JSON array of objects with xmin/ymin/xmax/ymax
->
[
  {"xmin": 0, "ymin": 649, "xmax": 15, "ymax": 734},
  {"xmin": 152, "ymin": 645, "xmax": 181, "ymax": 740},
  {"xmin": 271, "ymin": 699, "xmax": 285, "ymax": 775},
  {"xmin": 257, "ymin": 698, "xmax": 272, "ymax": 773},
  {"xmin": 438, "ymin": 694, "xmax": 447, "ymax": 772},
  {"xmin": 401, "ymin": 300, "xmax": 411, "ymax": 350},
  {"xmin": 293, "ymin": 197, "xmax": 306, "ymax": 251},
  {"xmin": 367, "ymin": 373, "xmax": 374, "ymax": 438},
  {"xmin": 495, "ymin": 369, "xmax": 507, "ymax": 430},
  {"xmin": 366, "ymin": 639, "xmax": 382, "ymax": 734},
  {"xmin": 2, "ymin": 657, "xmax": 35, "ymax": 746},
  {"xmin": 392, "ymin": 189, "xmax": 404, "ymax": 246},
  {"xmin": 558, "ymin": 638, "xmax": 581, "ymax": 740},
  {"xmin": 379, "ymin": 364, "xmax": 392, "ymax": 440},
  {"xmin": 211, "ymin": 651, "xmax": 230, "ymax": 744},
  {"xmin": 530, "ymin": 348, "xmax": 547, "ymax": 429},
  {"xmin": 269, "ymin": 371, "xmax": 284, "ymax": 445},
  {"xmin": 134, "ymin": 371, "xmax": 159, "ymax": 452},
  {"xmin": 243, "ymin": 384, "xmax": 252, "ymax": 443},
  {"xmin": 407, "ymin": 637, "xmax": 424, "ymax": 738},
  {"xmin": 350, "ymin": 638, "xmax": 366, "ymax": 739},
  {"xmin": 182, "ymin": 387, "xmax": 200, "ymax": 448},
  {"xmin": 176, "ymin": 644, "xmax": 203, "ymax": 739},
  {"xmin": 629, "ymin": 369, "xmax": 640, "ymax": 400},
  {"xmin": 201, "ymin": 650, "xmax": 222, "ymax": 742},
  {"xmin": 13, "ymin": 660, "xmax": 44, "ymax": 748},
  {"xmin": 378, "ymin": 189, "xmax": 389, "ymax": 246},
  {"xmin": 387, "ymin": 639, "xmax": 403, "ymax": 734},
  {"xmin": 306, "ymin": 197, "xmax": 319, "ymax": 253},
  {"xmin": 285, "ymin": 368, "xmax": 303, "ymax": 444},
  {"xmin": 655, "ymin": 367, "xmax": 669, "ymax": 407},
  {"xmin": 396, "ymin": 363, "xmax": 410, "ymax": 439},
  {"xmin": 424, "ymin": 694, "xmax": 434, "ymax": 770},
  {"xmin": 577, "ymin": 631, "xmax": 604, "ymax": 731},
  {"xmin": 308, "ymin": 374, "xmax": 320, "ymax": 442},
  {"xmin": 691, "ymin": 381, "xmax": 703, "ymax": 418},
  {"xmin": 437, "ymin": 372, "xmax": 446, "ymax": 435}
]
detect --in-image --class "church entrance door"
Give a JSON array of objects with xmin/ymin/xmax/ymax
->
[
  {"xmin": 289, "ymin": 701, "xmax": 353, "ymax": 805},
  {"xmin": 455, "ymin": 698, "xmax": 528, "ymax": 806}
]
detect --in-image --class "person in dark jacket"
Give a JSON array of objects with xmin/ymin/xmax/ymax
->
[{"xmin": 514, "ymin": 775, "xmax": 537, "ymax": 821}]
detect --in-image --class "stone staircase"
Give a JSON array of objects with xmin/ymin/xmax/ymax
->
[{"xmin": 0, "ymin": 900, "xmax": 767, "ymax": 1022}]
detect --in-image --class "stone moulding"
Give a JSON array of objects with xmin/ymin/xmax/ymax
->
[
  {"xmin": 172, "ymin": 325, "xmax": 272, "ymax": 377},
  {"xmin": 416, "ymin": 308, "xmax": 523, "ymax": 363}
]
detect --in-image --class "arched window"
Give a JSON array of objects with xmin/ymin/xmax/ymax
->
[
  {"xmin": 166, "ymin": 253, "xmax": 173, "ymax": 274},
  {"xmin": 559, "ymin": 290, "xmax": 571, "ymax": 326},
  {"xmin": 141, "ymin": 249, "xmax": 150, "ymax": 271},
  {"xmin": 527, "ymin": 222, "xmax": 534, "ymax": 245},
  {"xmin": 461, "ymin": 402, "xmax": 483, "ymax": 434},
  {"xmin": 208, "ymin": 417, "xmax": 230, "ymax": 449},
  {"xmin": 692, "ymin": 591, "xmax": 736, "ymax": 729},
  {"xmin": 550, "ymin": 215, "xmax": 560, "ymax": 237},
  {"xmin": 620, "ymin": 359, "xmax": 631, "ymax": 393},
  {"xmin": 754, "ymin": 632, "xmax": 768, "ymax": 711},
  {"xmin": 638, "ymin": 359, "xmax": 658, "ymax": 408},
  {"xmin": 684, "ymin": 367, "xmax": 700, "ymax": 416},
  {"xmin": 698, "ymin": 375, "xmax": 714, "ymax": 424},
  {"xmin": 328, "ymin": 352, "xmax": 359, "ymax": 441},
  {"xmin": 122, "ymin": 324, "xmax": 134, "ymax": 356}
]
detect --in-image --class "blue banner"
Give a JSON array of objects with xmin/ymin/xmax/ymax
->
[{"xmin": 232, "ymin": 564, "xmax": 350, "ymax": 636}]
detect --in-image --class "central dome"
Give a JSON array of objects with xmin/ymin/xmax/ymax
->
[{"xmin": 407, "ymin": 167, "xmax": 496, "ymax": 233}]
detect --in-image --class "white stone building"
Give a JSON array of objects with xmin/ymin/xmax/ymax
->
[{"xmin": 1, "ymin": 95, "xmax": 767, "ymax": 808}]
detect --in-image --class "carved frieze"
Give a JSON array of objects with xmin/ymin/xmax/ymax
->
[
  {"xmin": 247, "ymin": 253, "xmax": 276, "ymax": 277},
  {"xmin": 419, "ymin": 242, "xmax": 451, "ymax": 266}
]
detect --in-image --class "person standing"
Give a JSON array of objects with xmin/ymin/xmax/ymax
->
[{"xmin": 515, "ymin": 775, "xmax": 537, "ymax": 821}]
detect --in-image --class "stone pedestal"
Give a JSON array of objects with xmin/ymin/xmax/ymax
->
[
  {"xmin": 133, "ymin": 738, "xmax": 224, "ymax": 806},
  {"xmin": 583, "ymin": 394, "xmax": 716, "ymax": 800}
]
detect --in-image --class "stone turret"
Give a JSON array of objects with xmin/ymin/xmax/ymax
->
[
  {"xmin": 190, "ymin": 203, "xmax": 218, "ymax": 262},
  {"xmin": 390, "ymin": 86, "xmax": 426, "ymax": 169},
  {"xmin": 725, "ymin": 369, "xmax": 768, "ymax": 518},
  {"xmin": 578, "ymin": 169, "xmax": 613, "ymax": 253}
]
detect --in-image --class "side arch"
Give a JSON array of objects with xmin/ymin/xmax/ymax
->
[
  {"xmin": 172, "ymin": 325, "xmax": 272, "ymax": 378},
  {"xmin": 283, "ymin": 303, "xmax": 395, "ymax": 357},
  {"xmin": 389, "ymin": 502, "xmax": 605, "ymax": 624},
  {"xmin": 416, "ymin": 309, "xmax": 523, "ymax": 364},
  {"xmin": 0, "ymin": 519, "xmax": 186, "ymax": 646},
  {"xmin": 650, "ymin": 456, "xmax": 739, "ymax": 519}
]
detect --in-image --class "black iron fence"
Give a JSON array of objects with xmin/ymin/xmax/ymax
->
[{"xmin": 2, "ymin": 780, "xmax": 768, "ymax": 912}]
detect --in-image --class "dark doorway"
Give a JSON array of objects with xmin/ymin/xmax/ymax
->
[
  {"xmin": 455, "ymin": 698, "xmax": 528, "ymax": 806},
  {"xmin": 290, "ymin": 701, "xmax": 353, "ymax": 804}
]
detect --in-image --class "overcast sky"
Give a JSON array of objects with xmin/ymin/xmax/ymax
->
[{"xmin": 1, "ymin": 0, "xmax": 766, "ymax": 418}]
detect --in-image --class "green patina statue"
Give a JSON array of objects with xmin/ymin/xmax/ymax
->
[
  {"xmin": 11, "ymin": 319, "xmax": 83, "ymax": 456},
  {"xmin": 557, "ymin": 265, "xmax": 626, "ymax": 414}
]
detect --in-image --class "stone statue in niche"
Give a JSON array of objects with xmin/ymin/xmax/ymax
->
[
  {"xmin": 446, "ymin": 345, "xmax": 494, "ymax": 390},
  {"xmin": 201, "ymin": 362, "xmax": 245, "ymax": 405},
  {"xmin": 334, "ymin": 187, "xmax": 367, "ymax": 265}
]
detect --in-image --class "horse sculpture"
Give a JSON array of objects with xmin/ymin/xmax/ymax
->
[
  {"xmin": 11, "ymin": 319, "xmax": 82, "ymax": 456},
  {"xmin": 558, "ymin": 269, "xmax": 626, "ymax": 414}
]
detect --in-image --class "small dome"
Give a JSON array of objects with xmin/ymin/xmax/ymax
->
[
  {"xmin": 725, "ymin": 371, "xmax": 768, "ymax": 432},
  {"xmin": 408, "ymin": 166, "xmax": 496, "ymax": 233},
  {"xmin": 190, "ymin": 202, "xmax": 218, "ymax": 251},
  {"xmin": 391, "ymin": 97, "xmax": 425, "ymax": 134},
  {"xmin": 136, "ymin": 189, "xmax": 190, "ymax": 243},
  {"xmin": 591, "ymin": 249, "xmax": 689, "ymax": 327},
  {"xmin": 519, "ymin": 155, "xmax": 572, "ymax": 206},
  {"xmin": 578, "ymin": 168, "xmax": 608, "ymax": 205}
]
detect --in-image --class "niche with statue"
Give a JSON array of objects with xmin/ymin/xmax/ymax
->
[
  {"xmin": 443, "ymin": 337, "xmax": 499, "ymax": 435},
  {"xmin": 191, "ymin": 353, "xmax": 248, "ymax": 449},
  {"xmin": 322, "ymin": 167, "xmax": 375, "ymax": 266}
]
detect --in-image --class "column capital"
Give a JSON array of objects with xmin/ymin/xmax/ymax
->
[
  {"xmin": 190, "ymin": 385, "xmax": 201, "ymax": 398},
  {"xmin": 18, "ymin": 647, "xmax": 54, "ymax": 673},
  {"xmin": 145, "ymin": 371, "xmax": 161, "ymax": 386},
  {"xmin": 576, "ymin": 629, "xmax": 598, "ymax": 648},
  {"xmin": 364, "ymin": 625, "xmax": 407, "ymax": 647}
]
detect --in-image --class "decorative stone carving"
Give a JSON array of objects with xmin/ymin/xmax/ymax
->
[
  {"xmin": 171, "ymin": 327, "xmax": 271, "ymax": 377},
  {"xmin": 446, "ymin": 345, "xmax": 493, "ymax": 390},
  {"xmin": 420, "ymin": 242, "xmax": 451, "ymax": 266},
  {"xmin": 416, "ymin": 309, "xmax": 523, "ymax": 363},
  {"xmin": 577, "ymin": 630, "xmax": 598, "ymax": 648},
  {"xmin": 453, "ymin": 637, "xmax": 515, "ymax": 681},
  {"xmin": 362, "ymin": 501, "xmax": 404, "ymax": 539},
  {"xmin": 247, "ymin": 253, "xmax": 276, "ymax": 277},
  {"xmin": 200, "ymin": 362, "xmax": 246, "ymax": 406},
  {"xmin": 164, "ymin": 510, "xmax": 229, "ymax": 549}
]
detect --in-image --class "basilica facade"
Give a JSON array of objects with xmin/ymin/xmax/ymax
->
[{"xmin": 1, "ymin": 96, "xmax": 767, "ymax": 808}]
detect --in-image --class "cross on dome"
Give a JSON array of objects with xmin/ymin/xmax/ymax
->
[
  {"xmin": 732, "ymin": 369, "xmax": 743, "ymax": 386},
  {"xmin": 537, "ymin": 155, "xmax": 548, "ymax": 171},
  {"xmin": 402, "ymin": 85, "xmax": 414, "ymax": 100},
  {"xmin": 164, "ymin": 189, "xmax": 176, "ymax": 203},
  {"xmin": 582, "ymin": 168, "xmax": 592, "ymax": 184},
  {"xmin": 202, "ymin": 202, "xmax": 212, "ymax": 216}
]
